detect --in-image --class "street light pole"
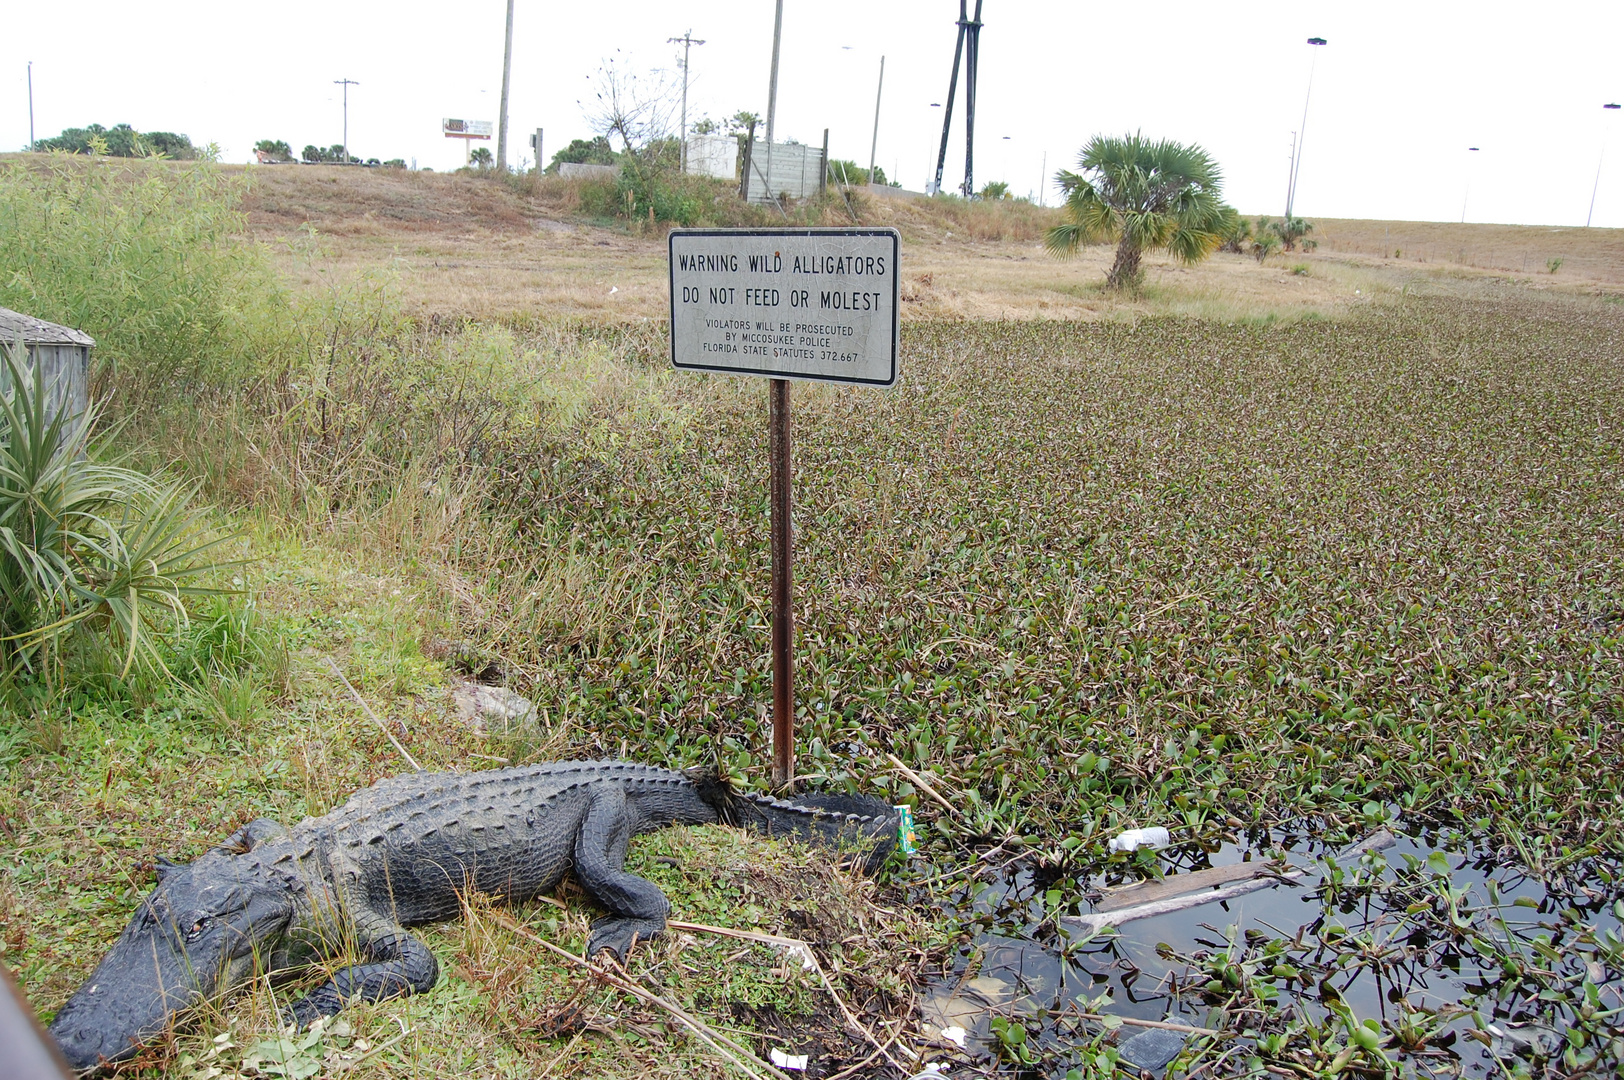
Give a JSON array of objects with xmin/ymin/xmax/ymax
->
[
  {"xmin": 1588, "ymin": 103, "xmax": 1622, "ymax": 228},
  {"xmin": 1283, "ymin": 131, "xmax": 1296, "ymax": 218},
  {"xmin": 1285, "ymin": 37, "xmax": 1326, "ymax": 220},
  {"xmin": 333, "ymin": 79, "xmax": 359, "ymax": 162},
  {"xmin": 669, "ymin": 30, "xmax": 707, "ymax": 174},
  {"xmin": 26, "ymin": 62, "xmax": 34, "ymax": 149}
]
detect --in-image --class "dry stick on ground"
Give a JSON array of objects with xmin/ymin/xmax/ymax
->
[
  {"xmin": 488, "ymin": 912, "xmax": 778, "ymax": 1080},
  {"xmin": 668, "ymin": 919, "xmax": 913, "ymax": 1074},
  {"xmin": 882, "ymin": 753, "xmax": 962, "ymax": 821},
  {"xmin": 1048, "ymin": 1008, "xmax": 1220, "ymax": 1037},
  {"xmin": 325, "ymin": 657, "xmax": 424, "ymax": 772},
  {"xmin": 331, "ymin": 1024, "xmax": 416, "ymax": 1074},
  {"xmin": 533, "ymin": 1029, "xmax": 586, "ymax": 1080},
  {"xmin": 823, "ymin": 1022, "xmax": 905, "ymax": 1080}
]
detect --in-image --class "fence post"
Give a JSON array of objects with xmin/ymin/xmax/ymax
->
[{"xmin": 740, "ymin": 121, "xmax": 757, "ymax": 202}]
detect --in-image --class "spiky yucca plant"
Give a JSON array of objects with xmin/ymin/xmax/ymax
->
[
  {"xmin": 0, "ymin": 341, "xmax": 234, "ymax": 678},
  {"xmin": 1045, "ymin": 133, "xmax": 1227, "ymax": 290}
]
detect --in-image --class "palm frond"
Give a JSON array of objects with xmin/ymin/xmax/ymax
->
[{"xmin": 1046, "ymin": 132, "xmax": 1228, "ymax": 282}]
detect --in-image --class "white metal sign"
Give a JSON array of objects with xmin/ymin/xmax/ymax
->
[{"xmin": 668, "ymin": 228, "xmax": 900, "ymax": 387}]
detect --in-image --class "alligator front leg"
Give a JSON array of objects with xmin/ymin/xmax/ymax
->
[
  {"xmin": 281, "ymin": 917, "xmax": 439, "ymax": 1028},
  {"xmin": 576, "ymin": 783, "xmax": 672, "ymax": 961}
]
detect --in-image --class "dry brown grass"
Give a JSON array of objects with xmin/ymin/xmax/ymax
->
[
  {"xmin": 1312, "ymin": 216, "xmax": 1624, "ymax": 287},
  {"xmin": 228, "ymin": 162, "xmax": 1624, "ymax": 325}
]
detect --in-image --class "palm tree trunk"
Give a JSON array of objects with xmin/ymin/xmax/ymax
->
[{"xmin": 1107, "ymin": 235, "xmax": 1142, "ymax": 290}]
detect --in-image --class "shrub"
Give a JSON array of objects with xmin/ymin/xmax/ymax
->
[
  {"xmin": 0, "ymin": 156, "xmax": 283, "ymax": 402},
  {"xmin": 0, "ymin": 345, "xmax": 233, "ymax": 677},
  {"xmin": 1250, "ymin": 220, "xmax": 1283, "ymax": 263},
  {"xmin": 825, "ymin": 159, "xmax": 890, "ymax": 187},
  {"xmin": 547, "ymin": 136, "xmax": 617, "ymax": 174},
  {"xmin": 1266, "ymin": 216, "xmax": 1314, "ymax": 251},
  {"xmin": 1216, "ymin": 205, "xmax": 1252, "ymax": 253},
  {"xmin": 301, "ymin": 145, "xmax": 359, "ymax": 164}
]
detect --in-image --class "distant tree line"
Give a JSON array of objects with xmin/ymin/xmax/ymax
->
[
  {"xmin": 255, "ymin": 139, "xmax": 403, "ymax": 168},
  {"xmin": 31, "ymin": 123, "xmax": 197, "ymax": 159}
]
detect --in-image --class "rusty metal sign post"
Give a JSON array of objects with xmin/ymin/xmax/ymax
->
[{"xmin": 669, "ymin": 227, "xmax": 900, "ymax": 790}]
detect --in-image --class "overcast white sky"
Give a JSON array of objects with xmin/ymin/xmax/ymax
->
[{"xmin": 5, "ymin": 1, "xmax": 1623, "ymax": 226}]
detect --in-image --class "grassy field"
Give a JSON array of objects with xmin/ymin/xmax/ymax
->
[
  {"xmin": 235, "ymin": 162, "xmax": 1624, "ymax": 323},
  {"xmin": 2, "ymin": 156, "xmax": 1622, "ymax": 1077}
]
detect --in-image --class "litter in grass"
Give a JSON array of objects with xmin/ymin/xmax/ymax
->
[
  {"xmin": 768, "ymin": 1047, "xmax": 808, "ymax": 1069},
  {"xmin": 1107, "ymin": 826, "xmax": 1170, "ymax": 853}
]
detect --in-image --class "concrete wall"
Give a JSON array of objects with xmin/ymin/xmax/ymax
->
[
  {"xmin": 745, "ymin": 140, "xmax": 826, "ymax": 205},
  {"xmin": 558, "ymin": 162, "xmax": 619, "ymax": 181},
  {"xmin": 684, "ymin": 135, "xmax": 738, "ymax": 180}
]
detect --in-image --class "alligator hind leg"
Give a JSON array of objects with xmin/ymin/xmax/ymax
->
[
  {"xmin": 282, "ymin": 920, "xmax": 439, "ymax": 1028},
  {"xmin": 576, "ymin": 783, "xmax": 672, "ymax": 960}
]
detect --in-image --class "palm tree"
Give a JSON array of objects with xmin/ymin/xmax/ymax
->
[{"xmin": 1045, "ymin": 134, "xmax": 1227, "ymax": 289}]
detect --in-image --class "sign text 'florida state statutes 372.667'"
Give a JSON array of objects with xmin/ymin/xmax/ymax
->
[{"xmin": 668, "ymin": 227, "xmax": 900, "ymax": 387}]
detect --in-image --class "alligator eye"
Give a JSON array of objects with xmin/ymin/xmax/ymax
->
[{"xmin": 186, "ymin": 918, "xmax": 207, "ymax": 941}]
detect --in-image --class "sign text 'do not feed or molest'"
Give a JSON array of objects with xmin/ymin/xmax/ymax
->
[{"xmin": 668, "ymin": 228, "xmax": 900, "ymax": 387}]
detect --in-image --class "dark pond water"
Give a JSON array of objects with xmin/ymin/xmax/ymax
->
[{"xmin": 912, "ymin": 823, "xmax": 1624, "ymax": 1077}]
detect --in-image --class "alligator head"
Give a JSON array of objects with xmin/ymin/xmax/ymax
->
[{"xmin": 49, "ymin": 851, "xmax": 296, "ymax": 1074}]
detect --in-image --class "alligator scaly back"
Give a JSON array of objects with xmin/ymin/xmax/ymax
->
[{"xmin": 47, "ymin": 760, "xmax": 895, "ymax": 1073}]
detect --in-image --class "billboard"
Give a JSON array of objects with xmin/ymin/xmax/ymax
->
[{"xmin": 442, "ymin": 119, "xmax": 493, "ymax": 139}]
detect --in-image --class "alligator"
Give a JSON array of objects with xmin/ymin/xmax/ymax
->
[{"xmin": 46, "ymin": 760, "xmax": 895, "ymax": 1074}]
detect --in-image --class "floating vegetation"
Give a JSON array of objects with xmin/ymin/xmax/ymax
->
[{"xmin": 917, "ymin": 823, "xmax": 1624, "ymax": 1077}]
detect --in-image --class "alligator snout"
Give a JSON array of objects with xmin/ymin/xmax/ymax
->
[
  {"xmin": 50, "ymin": 1006, "xmax": 127, "ymax": 1074},
  {"xmin": 48, "ymin": 966, "xmax": 194, "ymax": 1074}
]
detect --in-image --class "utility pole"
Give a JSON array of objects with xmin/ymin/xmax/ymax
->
[
  {"xmin": 962, "ymin": 1, "xmax": 982, "ymax": 197},
  {"xmin": 933, "ymin": 2, "xmax": 967, "ymax": 195},
  {"xmin": 333, "ymin": 79, "xmax": 359, "ymax": 162},
  {"xmin": 669, "ymin": 30, "xmax": 707, "ymax": 173},
  {"xmin": 868, "ymin": 55, "xmax": 885, "ymax": 183},
  {"xmin": 1039, "ymin": 150, "xmax": 1046, "ymax": 206},
  {"xmin": 932, "ymin": 0, "xmax": 984, "ymax": 197},
  {"xmin": 26, "ymin": 62, "xmax": 34, "ymax": 149},
  {"xmin": 497, "ymin": 0, "xmax": 515, "ymax": 171},
  {"xmin": 765, "ymin": 0, "xmax": 784, "ymax": 193}
]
